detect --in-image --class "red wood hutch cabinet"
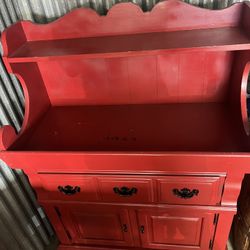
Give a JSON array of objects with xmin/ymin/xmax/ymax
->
[{"xmin": 1, "ymin": 0, "xmax": 250, "ymax": 249}]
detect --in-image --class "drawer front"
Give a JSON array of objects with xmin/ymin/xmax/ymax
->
[
  {"xmin": 37, "ymin": 174, "xmax": 224, "ymax": 205},
  {"xmin": 97, "ymin": 177, "xmax": 154, "ymax": 203},
  {"xmin": 38, "ymin": 174, "xmax": 99, "ymax": 201},
  {"xmin": 157, "ymin": 176, "xmax": 225, "ymax": 205}
]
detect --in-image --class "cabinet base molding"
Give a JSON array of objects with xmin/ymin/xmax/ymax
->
[{"xmin": 58, "ymin": 246, "xmax": 139, "ymax": 250}]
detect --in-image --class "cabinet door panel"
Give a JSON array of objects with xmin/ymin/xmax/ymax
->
[
  {"xmin": 58, "ymin": 204, "xmax": 134, "ymax": 247},
  {"xmin": 137, "ymin": 208, "xmax": 215, "ymax": 249}
]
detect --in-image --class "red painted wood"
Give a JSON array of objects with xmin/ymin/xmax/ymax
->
[
  {"xmin": 1, "ymin": 1, "xmax": 249, "ymax": 152},
  {"xmin": 10, "ymin": 63, "xmax": 50, "ymax": 129},
  {"xmin": 8, "ymin": 103, "xmax": 245, "ymax": 151},
  {"xmin": 1, "ymin": 0, "xmax": 245, "ymax": 44},
  {"xmin": 41, "ymin": 203, "xmax": 71, "ymax": 245},
  {"xmin": 36, "ymin": 173, "xmax": 225, "ymax": 206},
  {"xmin": 0, "ymin": 125, "xmax": 16, "ymax": 150},
  {"xmin": 1, "ymin": 21, "xmax": 26, "ymax": 56},
  {"xmin": 58, "ymin": 246, "xmax": 127, "ymax": 250},
  {"xmin": 241, "ymin": 62, "xmax": 250, "ymax": 135},
  {"xmin": 213, "ymin": 210, "xmax": 236, "ymax": 250},
  {"xmin": 242, "ymin": 2, "xmax": 250, "ymax": 38},
  {"xmin": 0, "ymin": 151, "xmax": 247, "ymax": 207},
  {"xmin": 35, "ymin": 52, "xmax": 232, "ymax": 106},
  {"xmin": 97, "ymin": 176, "xmax": 154, "ymax": 203},
  {"xmin": 136, "ymin": 207, "xmax": 215, "ymax": 249},
  {"xmin": 39, "ymin": 201, "xmax": 238, "ymax": 250},
  {"xmin": 57, "ymin": 204, "xmax": 134, "ymax": 247},
  {"xmin": 55, "ymin": 206, "xmax": 234, "ymax": 250},
  {"xmin": 157, "ymin": 176, "xmax": 225, "ymax": 205},
  {"xmin": 1, "ymin": 1, "xmax": 250, "ymax": 250},
  {"xmin": 38, "ymin": 175, "xmax": 99, "ymax": 202},
  {"xmin": 7, "ymin": 27, "xmax": 250, "ymax": 62}
]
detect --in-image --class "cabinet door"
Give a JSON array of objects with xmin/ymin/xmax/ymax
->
[
  {"xmin": 57, "ymin": 204, "xmax": 134, "ymax": 247},
  {"xmin": 137, "ymin": 208, "xmax": 215, "ymax": 249}
]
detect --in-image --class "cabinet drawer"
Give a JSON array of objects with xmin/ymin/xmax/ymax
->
[
  {"xmin": 157, "ymin": 176, "xmax": 225, "ymax": 205},
  {"xmin": 38, "ymin": 174, "xmax": 99, "ymax": 201},
  {"xmin": 97, "ymin": 176, "xmax": 154, "ymax": 203}
]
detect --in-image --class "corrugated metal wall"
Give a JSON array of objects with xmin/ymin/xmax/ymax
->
[
  {"xmin": 0, "ymin": 0, "xmax": 248, "ymax": 131},
  {"xmin": 0, "ymin": 1, "xmax": 248, "ymax": 249},
  {"xmin": 0, "ymin": 160, "xmax": 56, "ymax": 250}
]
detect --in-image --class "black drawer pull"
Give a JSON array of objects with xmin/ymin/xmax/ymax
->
[
  {"xmin": 122, "ymin": 224, "xmax": 128, "ymax": 232},
  {"xmin": 139, "ymin": 225, "xmax": 145, "ymax": 234},
  {"xmin": 113, "ymin": 186, "xmax": 137, "ymax": 197},
  {"xmin": 173, "ymin": 188, "xmax": 199, "ymax": 199},
  {"xmin": 58, "ymin": 185, "xmax": 80, "ymax": 195}
]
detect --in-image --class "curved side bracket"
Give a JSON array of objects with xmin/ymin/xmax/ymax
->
[
  {"xmin": 1, "ymin": 21, "xmax": 27, "ymax": 58},
  {"xmin": 241, "ymin": 62, "xmax": 250, "ymax": 135},
  {"xmin": 0, "ymin": 64, "xmax": 51, "ymax": 151},
  {"xmin": 0, "ymin": 125, "xmax": 17, "ymax": 150}
]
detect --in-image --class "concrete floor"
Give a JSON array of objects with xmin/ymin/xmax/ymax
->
[
  {"xmin": 45, "ymin": 235, "xmax": 235, "ymax": 250},
  {"xmin": 228, "ymin": 240, "xmax": 234, "ymax": 250}
]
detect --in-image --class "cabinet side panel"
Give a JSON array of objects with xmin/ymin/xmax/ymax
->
[
  {"xmin": 8, "ymin": 63, "xmax": 50, "ymax": 149},
  {"xmin": 1, "ymin": 22, "xmax": 27, "ymax": 57}
]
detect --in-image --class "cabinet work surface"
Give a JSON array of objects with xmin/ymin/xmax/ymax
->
[{"xmin": 1, "ymin": 0, "xmax": 250, "ymax": 250}]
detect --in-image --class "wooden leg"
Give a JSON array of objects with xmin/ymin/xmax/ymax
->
[
  {"xmin": 41, "ymin": 203, "xmax": 71, "ymax": 245},
  {"xmin": 213, "ymin": 210, "xmax": 236, "ymax": 250}
]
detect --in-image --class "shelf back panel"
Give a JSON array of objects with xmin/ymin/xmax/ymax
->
[{"xmin": 36, "ymin": 51, "xmax": 233, "ymax": 106}]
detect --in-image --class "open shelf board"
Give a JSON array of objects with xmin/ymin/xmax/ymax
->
[
  {"xmin": 7, "ymin": 27, "xmax": 250, "ymax": 62},
  {"xmin": 11, "ymin": 103, "xmax": 245, "ymax": 152}
]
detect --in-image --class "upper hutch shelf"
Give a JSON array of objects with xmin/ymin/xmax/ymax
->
[
  {"xmin": 7, "ymin": 27, "xmax": 250, "ymax": 62},
  {"xmin": 2, "ymin": 0, "xmax": 250, "ymax": 63},
  {"xmin": 1, "ymin": 0, "xmax": 250, "ymax": 152}
]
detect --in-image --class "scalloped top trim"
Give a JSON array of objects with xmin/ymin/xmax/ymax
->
[
  {"xmin": 21, "ymin": 0, "xmax": 244, "ymax": 24},
  {"xmin": 1, "ymin": 0, "xmax": 245, "ymax": 56}
]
